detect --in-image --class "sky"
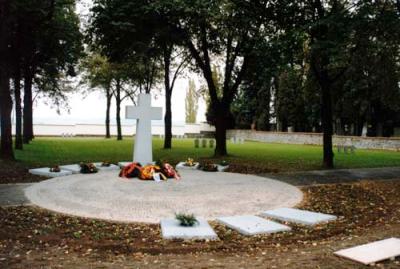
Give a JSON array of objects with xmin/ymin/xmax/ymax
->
[{"xmin": 31, "ymin": 0, "xmax": 207, "ymax": 125}]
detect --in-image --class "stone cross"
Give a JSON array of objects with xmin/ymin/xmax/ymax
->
[{"xmin": 126, "ymin": 93, "xmax": 163, "ymax": 165}]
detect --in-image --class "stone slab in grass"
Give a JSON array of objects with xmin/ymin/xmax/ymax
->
[
  {"xmin": 29, "ymin": 168, "xmax": 73, "ymax": 178},
  {"xmin": 118, "ymin": 161, "xmax": 131, "ymax": 168},
  {"xmin": 217, "ymin": 215, "xmax": 291, "ymax": 236},
  {"xmin": 94, "ymin": 163, "xmax": 120, "ymax": 171},
  {"xmin": 217, "ymin": 165, "xmax": 229, "ymax": 172},
  {"xmin": 161, "ymin": 219, "xmax": 218, "ymax": 240},
  {"xmin": 261, "ymin": 207, "xmax": 337, "ymax": 226},
  {"xmin": 334, "ymin": 238, "xmax": 400, "ymax": 265},
  {"xmin": 59, "ymin": 164, "xmax": 81, "ymax": 174},
  {"xmin": 176, "ymin": 162, "xmax": 200, "ymax": 170}
]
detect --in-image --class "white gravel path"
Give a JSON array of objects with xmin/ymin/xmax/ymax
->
[{"xmin": 25, "ymin": 170, "xmax": 303, "ymax": 223}]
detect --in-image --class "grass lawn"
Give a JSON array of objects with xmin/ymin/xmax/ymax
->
[{"xmin": 15, "ymin": 137, "xmax": 400, "ymax": 172}]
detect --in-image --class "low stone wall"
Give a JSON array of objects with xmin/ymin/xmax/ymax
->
[{"xmin": 227, "ymin": 130, "xmax": 400, "ymax": 151}]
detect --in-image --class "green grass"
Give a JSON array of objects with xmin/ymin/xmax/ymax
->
[{"xmin": 15, "ymin": 137, "xmax": 400, "ymax": 172}]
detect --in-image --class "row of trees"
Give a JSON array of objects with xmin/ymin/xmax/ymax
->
[
  {"xmin": 2, "ymin": 1, "xmax": 399, "ymax": 169},
  {"xmin": 233, "ymin": 0, "xmax": 400, "ymax": 138},
  {"xmin": 0, "ymin": 0, "xmax": 83, "ymax": 159}
]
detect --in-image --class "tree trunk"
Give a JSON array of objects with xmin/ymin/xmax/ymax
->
[
  {"xmin": 14, "ymin": 69, "xmax": 23, "ymax": 149},
  {"xmin": 321, "ymin": 82, "xmax": 334, "ymax": 169},
  {"xmin": 213, "ymin": 104, "xmax": 229, "ymax": 157},
  {"xmin": 164, "ymin": 90, "xmax": 172, "ymax": 149},
  {"xmin": 0, "ymin": 71, "xmax": 14, "ymax": 160},
  {"xmin": 115, "ymin": 79, "xmax": 122, "ymax": 141},
  {"xmin": 163, "ymin": 46, "xmax": 172, "ymax": 149},
  {"xmin": 23, "ymin": 68, "xmax": 34, "ymax": 143},
  {"xmin": 105, "ymin": 86, "xmax": 111, "ymax": 139},
  {"xmin": 214, "ymin": 115, "xmax": 228, "ymax": 157}
]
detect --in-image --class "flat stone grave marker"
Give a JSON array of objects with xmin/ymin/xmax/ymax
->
[
  {"xmin": 334, "ymin": 238, "xmax": 400, "ymax": 265},
  {"xmin": 217, "ymin": 215, "xmax": 291, "ymax": 236},
  {"xmin": 118, "ymin": 161, "xmax": 131, "ymax": 168},
  {"xmin": 94, "ymin": 163, "xmax": 120, "ymax": 171},
  {"xmin": 29, "ymin": 168, "xmax": 73, "ymax": 178},
  {"xmin": 161, "ymin": 219, "xmax": 218, "ymax": 240},
  {"xmin": 176, "ymin": 162, "xmax": 200, "ymax": 170},
  {"xmin": 217, "ymin": 164, "xmax": 229, "ymax": 172},
  {"xmin": 59, "ymin": 164, "xmax": 81, "ymax": 174},
  {"xmin": 261, "ymin": 207, "xmax": 337, "ymax": 226}
]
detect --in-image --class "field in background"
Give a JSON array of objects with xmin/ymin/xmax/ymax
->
[{"xmin": 15, "ymin": 137, "xmax": 400, "ymax": 172}]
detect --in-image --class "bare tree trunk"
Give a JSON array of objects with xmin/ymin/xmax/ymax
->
[
  {"xmin": 0, "ymin": 71, "xmax": 14, "ymax": 160},
  {"xmin": 321, "ymin": 80, "xmax": 334, "ymax": 169},
  {"xmin": 213, "ymin": 105, "xmax": 229, "ymax": 156},
  {"xmin": 23, "ymin": 67, "xmax": 34, "ymax": 143},
  {"xmin": 115, "ymin": 79, "xmax": 122, "ymax": 141},
  {"xmin": 105, "ymin": 86, "xmax": 111, "ymax": 139},
  {"xmin": 14, "ymin": 69, "xmax": 23, "ymax": 149},
  {"xmin": 163, "ymin": 45, "xmax": 172, "ymax": 149},
  {"xmin": 0, "ymin": 0, "xmax": 14, "ymax": 159}
]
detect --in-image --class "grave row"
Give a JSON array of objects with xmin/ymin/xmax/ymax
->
[
  {"xmin": 161, "ymin": 207, "xmax": 336, "ymax": 240},
  {"xmin": 161, "ymin": 211, "xmax": 400, "ymax": 266}
]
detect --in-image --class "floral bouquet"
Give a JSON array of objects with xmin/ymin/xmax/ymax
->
[
  {"xmin": 80, "ymin": 162, "xmax": 98, "ymax": 174},
  {"xmin": 101, "ymin": 161, "xmax": 111, "ymax": 167},
  {"xmin": 199, "ymin": 161, "xmax": 218, "ymax": 172},
  {"xmin": 184, "ymin": 158, "xmax": 196, "ymax": 167},
  {"xmin": 49, "ymin": 165, "xmax": 61, "ymax": 173}
]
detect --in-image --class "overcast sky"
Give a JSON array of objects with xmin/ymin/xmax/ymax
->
[{"xmin": 32, "ymin": 0, "xmax": 206, "ymax": 125}]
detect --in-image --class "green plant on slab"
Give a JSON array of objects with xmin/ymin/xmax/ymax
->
[{"xmin": 175, "ymin": 213, "xmax": 199, "ymax": 227}]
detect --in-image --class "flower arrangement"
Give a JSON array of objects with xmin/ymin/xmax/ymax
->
[
  {"xmin": 184, "ymin": 158, "xmax": 196, "ymax": 167},
  {"xmin": 101, "ymin": 161, "xmax": 111, "ymax": 167},
  {"xmin": 80, "ymin": 162, "xmax": 98, "ymax": 174},
  {"xmin": 175, "ymin": 213, "xmax": 199, "ymax": 227},
  {"xmin": 200, "ymin": 161, "xmax": 218, "ymax": 172},
  {"xmin": 219, "ymin": 160, "xmax": 229, "ymax": 166},
  {"xmin": 49, "ymin": 166, "xmax": 61, "ymax": 173}
]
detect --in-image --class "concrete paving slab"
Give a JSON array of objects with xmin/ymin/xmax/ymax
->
[
  {"xmin": 94, "ymin": 163, "xmax": 120, "ymax": 171},
  {"xmin": 334, "ymin": 238, "xmax": 400, "ymax": 265},
  {"xmin": 161, "ymin": 219, "xmax": 218, "ymax": 240},
  {"xmin": 261, "ymin": 207, "xmax": 336, "ymax": 226},
  {"xmin": 217, "ymin": 215, "xmax": 291, "ymax": 235},
  {"xmin": 59, "ymin": 164, "xmax": 81, "ymax": 174},
  {"xmin": 176, "ymin": 162, "xmax": 200, "ymax": 170},
  {"xmin": 118, "ymin": 162, "xmax": 131, "ymax": 168},
  {"xmin": 29, "ymin": 168, "xmax": 72, "ymax": 178},
  {"xmin": 217, "ymin": 165, "xmax": 229, "ymax": 172}
]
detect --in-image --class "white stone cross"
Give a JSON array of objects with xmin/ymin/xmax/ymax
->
[{"xmin": 125, "ymin": 93, "xmax": 163, "ymax": 165}]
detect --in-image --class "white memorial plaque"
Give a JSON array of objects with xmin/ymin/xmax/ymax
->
[
  {"xmin": 334, "ymin": 238, "xmax": 400, "ymax": 265},
  {"xmin": 261, "ymin": 207, "xmax": 337, "ymax": 226},
  {"xmin": 94, "ymin": 163, "xmax": 120, "ymax": 171},
  {"xmin": 59, "ymin": 164, "xmax": 81, "ymax": 174},
  {"xmin": 161, "ymin": 219, "xmax": 218, "ymax": 240},
  {"xmin": 217, "ymin": 215, "xmax": 291, "ymax": 236},
  {"xmin": 29, "ymin": 168, "xmax": 72, "ymax": 178}
]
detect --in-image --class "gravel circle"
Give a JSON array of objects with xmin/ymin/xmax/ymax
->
[{"xmin": 25, "ymin": 170, "xmax": 303, "ymax": 223}]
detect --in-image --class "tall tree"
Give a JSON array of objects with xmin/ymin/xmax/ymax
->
[
  {"xmin": 14, "ymin": 0, "xmax": 83, "ymax": 144},
  {"xmin": 0, "ymin": 0, "xmax": 14, "ymax": 159},
  {"xmin": 185, "ymin": 79, "xmax": 198, "ymax": 124},
  {"xmin": 162, "ymin": 44, "xmax": 188, "ymax": 149},
  {"xmin": 81, "ymin": 53, "xmax": 114, "ymax": 138},
  {"xmin": 154, "ymin": 0, "xmax": 280, "ymax": 156}
]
